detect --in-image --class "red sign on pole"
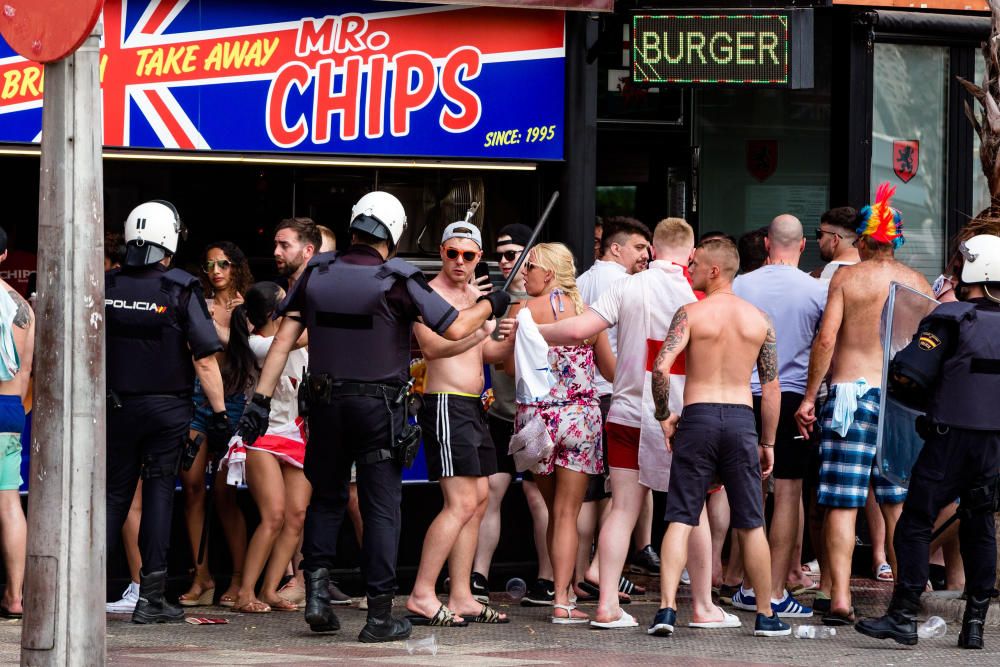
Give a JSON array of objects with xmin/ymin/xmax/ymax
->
[{"xmin": 0, "ymin": 0, "xmax": 103, "ymax": 63}]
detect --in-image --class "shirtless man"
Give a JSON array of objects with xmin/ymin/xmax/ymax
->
[
  {"xmin": 407, "ymin": 222, "xmax": 515, "ymax": 626},
  {"xmin": 650, "ymin": 238, "xmax": 790, "ymax": 638},
  {"xmin": 794, "ymin": 184, "xmax": 931, "ymax": 626},
  {"xmin": 0, "ymin": 228, "xmax": 34, "ymax": 618}
]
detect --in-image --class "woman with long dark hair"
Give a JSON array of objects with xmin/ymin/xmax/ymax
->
[
  {"xmin": 224, "ymin": 282, "xmax": 311, "ymax": 613},
  {"xmin": 178, "ymin": 241, "xmax": 256, "ymax": 607}
]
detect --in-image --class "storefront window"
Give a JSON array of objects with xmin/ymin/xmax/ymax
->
[
  {"xmin": 871, "ymin": 43, "xmax": 948, "ymax": 281},
  {"xmin": 972, "ymin": 54, "xmax": 991, "ymax": 216},
  {"xmin": 695, "ymin": 19, "xmax": 832, "ymax": 273}
]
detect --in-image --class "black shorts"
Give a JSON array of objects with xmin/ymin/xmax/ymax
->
[
  {"xmin": 420, "ymin": 393, "xmax": 497, "ymax": 481},
  {"xmin": 583, "ymin": 393, "xmax": 612, "ymax": 503},
  {"xmin": 664, "ymin": 403, "xmax": 765, "ymax": 530},
  {"xmin": 487, "ymin": 413, "xmax": 517, "ymax": 476},
  {"xmin": 753, "ymin": 392, "xmax": 816, "ymax": 480}
]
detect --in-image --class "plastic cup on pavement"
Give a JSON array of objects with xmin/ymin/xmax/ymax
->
[
  {"xmin": 405, "ymin": 634, "xmax": 439, "ymax": 655},
  {"xmin": 918, "ymin": 616, "xmax": 947, "ymax": 639},
  {"xmin": 506, "ymin": 577, "xmax": 527, "ymax": 602}
]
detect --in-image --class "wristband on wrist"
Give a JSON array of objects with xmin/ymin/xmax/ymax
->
[{"xmin": 759, "ymin": 442, "xmax": 775, "ymax": 448}]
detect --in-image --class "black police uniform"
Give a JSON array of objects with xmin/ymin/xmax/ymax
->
[
  {"xmin": 858, "ymin": 297, "xmax": 1000, "ymax": 647},
  {"xmin": 279, "ymin": 245, "xmax": 457, "ymax": 600},
  {"xmin": 105, "ymin": 264, "xmax": 222, "ymax": 575}
]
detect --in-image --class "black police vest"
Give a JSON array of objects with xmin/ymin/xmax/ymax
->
[
  {"xmin": 303, "ymin": 255, "xmax": 417, "ymax": 385},
  {"xmin": 928, "ymin": 301, "xmax": 1000, "ymax": 429},
  {"xmin": 106, "ymin": 267, "xmax": 198, "ymax": 395}
]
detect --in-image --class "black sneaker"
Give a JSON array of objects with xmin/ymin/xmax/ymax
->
[
  {"xmin": 521, "ymin": 578, "xmax": 555, "ymax": 606},
  {"xmin": 629, "ymin": 544, "xmax": 661, "ymax": 575},
  {"xmin": 753, "ymin": 612, "xmax": 791, "ymax": 637},
  {"xmin": 471, "ymin": 572, "xmax": 490, "ymax": 604}
]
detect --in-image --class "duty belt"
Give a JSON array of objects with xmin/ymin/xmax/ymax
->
[{"xmin": 305, "ymin": 373, "xmax": 401, "ymax": 405}]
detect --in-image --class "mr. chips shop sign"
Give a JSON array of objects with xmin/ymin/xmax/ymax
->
[
  {"xmin": 0, "ymin": 0, "xmax": 566, "ymax": 160},
  {"xmin": 632, "ymin": 11, "xmax": 813, "ymax": 88}
]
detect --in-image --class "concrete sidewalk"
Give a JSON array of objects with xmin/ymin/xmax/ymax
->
[{"xmin": 0, "ymin": 578, "xmax": 995, "ymax": 666}]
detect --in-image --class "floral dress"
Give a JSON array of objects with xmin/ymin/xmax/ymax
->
[{"xmin": 515, "ymin": 343, "xmax": 604, "ymax": 475}]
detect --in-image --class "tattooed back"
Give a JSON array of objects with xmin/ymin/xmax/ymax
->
[{"xmin": 681, "ymin": 294, "xmax": 773, "ymax": 407}]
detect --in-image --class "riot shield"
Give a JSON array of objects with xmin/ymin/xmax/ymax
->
[{"xmin": 876, "ymin": 282, "xmax": 939, "ymax": 488}]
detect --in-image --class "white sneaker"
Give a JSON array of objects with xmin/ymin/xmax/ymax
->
[
  {"xmin": 106, "ymin": 581, "xmax": 140, "ymax": 613},
  {"xmin": 680, "ymin": 569, "xmax": 691, "ymax": 586}
]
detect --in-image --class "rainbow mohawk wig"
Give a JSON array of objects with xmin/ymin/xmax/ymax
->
[{"xmin": 856, "ymin": 182, "xmax": 905, "ymax": 249}]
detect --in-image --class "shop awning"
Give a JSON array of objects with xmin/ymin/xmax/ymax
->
[
  {"xmin": 873, "ymin": 9, "xmax": 991, "ymax": 39},
  {"xmin": 385, "ymin": 0, "xmax": 613, "ymax": 12}
]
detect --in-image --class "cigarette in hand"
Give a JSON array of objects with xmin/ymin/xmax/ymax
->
[{"xmin": 793, "ymin": 435, "xmax": 806, "ymax": 440}]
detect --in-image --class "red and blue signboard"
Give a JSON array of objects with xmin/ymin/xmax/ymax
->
[{"xmin": 0, "ymin": 0, "xmax": 565, "ymax": 161}]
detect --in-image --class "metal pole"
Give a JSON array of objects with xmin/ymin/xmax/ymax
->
[{"xmin": 21, "ymin": 24, "xmax": 105, "ymax": 667}]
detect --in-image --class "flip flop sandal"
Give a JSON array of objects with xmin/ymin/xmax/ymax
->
[
  {"xmin": 822, "ymin": 608, "xmax": 856, "ymax": 626},
  {"xmin": 689, "ymin": 609, "xmax": 742, "ymax": 629},
  {"xmin": 590, "ymin": 609, "xmax": 638, "ymax": 629},
  {"xmin": 406, "ymin": 604, "xmax": 469, "ymax": 627},
  {"xmin": 573, "ymin": 582, "xmax": 598, "ymax": 602},
  {"xmin": 788, "ymin": 582, "xmax": 819, "ymax": 595},
  {"xmin": 218, "ymin": 594, "xmax": 237, "ymax": 608},
  {"xmin": 265, "ymin": 598, "xmax": 299, "ymax": 612},
  {"xmin": 551, "ymin": 603, "xmax": 589, "ymax": 625},
  {"xmin": 580, "ymin": 580, "xmax": 631, "ymax": 604},
  {"xmin": 0, "ymin": 606, "xmax": 22, "ymax": 619},
  {"xmin": 233, "ymin": 600, "xmax": 271, "ymax": 613},
  {"xmin": 875, "ymin": 563, "xmax": 894, "ymax": 582},
  {"xmin": 619, "ymin": 576, "xmax": 645, "ymax": 596},
  {"xmin": 467, "ymin": 603, "xmax": 510, "ymax": 624}
]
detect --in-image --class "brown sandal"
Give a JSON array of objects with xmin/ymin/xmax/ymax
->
[
  {"xmin": 233, "ymin": 600, "xmax": 271, "ymax": 613},
  {"xmin": 264, "ymin": 597, "xmax": 298, "ymax": 612}
]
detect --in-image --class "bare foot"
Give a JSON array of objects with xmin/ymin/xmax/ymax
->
[{"xmin": 1, "ymin": 598, "xmax": 22, "ymax": 615}]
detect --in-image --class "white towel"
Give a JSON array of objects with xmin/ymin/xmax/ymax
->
[
  {"xmin": 0, "ymin": 290, "xmax": 20, "ymax": 381},
  {"xmin": 829, "ymin": 378, "xmax": 871, "ymax": 437},
  {"xmin": 514, "ymin": 308, "xmax": 556, "ymax": 403}
]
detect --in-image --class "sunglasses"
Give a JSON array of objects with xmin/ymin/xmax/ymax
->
[
  {"xmin": 203, "ymin": 259, "xmax": 232, "ymax": 272},
  {"xmin": 497, "ymin": 249, "xmax": 521, "ymax": 262},
  {"xmin": 525, "ymin": 261, "xmax": 546, "ymax": 272},
  {"xmin": 444, "ymin": 248, "xmax": 478, "ymax": 262},
  {"xmin": 814, "ymin": 228, "xmax": 843, "ymax": 241}
]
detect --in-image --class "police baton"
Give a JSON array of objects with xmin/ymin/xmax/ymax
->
[
  {"xmin": 502, "ymin": 191, "xmax": 558, "ymax": 293},
  {"xmin": 491, "ymin": 191, "xmax": 559, "ymax": 340}
]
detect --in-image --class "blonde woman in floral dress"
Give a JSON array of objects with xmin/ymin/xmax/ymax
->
[{"xmin": 513, "ymin": 242, "xmax": 615, "ymax": 625}]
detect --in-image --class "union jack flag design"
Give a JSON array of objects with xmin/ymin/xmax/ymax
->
[{"xmin": 0, "ymin": 0, "xmax": 565, "ymax": 160}]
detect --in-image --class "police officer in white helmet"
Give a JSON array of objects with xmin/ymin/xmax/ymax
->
[
  {"xmin": 105, "ymin": 200, "xmax": 230, "ymax": 623},
  {"xmin": 237, "ymin": 191, "xmax": 509, "ymax": 642},
  {"xmin": 857, "ymin": 233, "xmax": 1000, "ymax": 649}
]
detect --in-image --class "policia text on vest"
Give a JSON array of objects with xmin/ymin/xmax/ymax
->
[{"xmin": 632, "ymin": 12, "xmax": 813, "ymax": 89}]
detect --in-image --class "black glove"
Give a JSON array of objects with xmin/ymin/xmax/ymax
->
[
  {"xmin": 477, "ymin": 290, "xmax": 511, "ymax": 320},
  {"xmin": 236, "ymin": 393, "xmax": 272, "ymax": 446},
  {"xmin": 205, "ymin": 411, "xmax": 233, "ymax": 456}
]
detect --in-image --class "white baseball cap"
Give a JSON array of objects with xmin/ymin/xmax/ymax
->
[{"xmin": 441, "ymin": 221, "xmax": 482, "ymax": 249}]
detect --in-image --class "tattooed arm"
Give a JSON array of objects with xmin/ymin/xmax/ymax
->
[
  {"xmin": 652, "ymin": 307, "xmax": 690, "ymax": 445},
  {"xmin": 7, "ymin": 289, "xmax": 34, "ymax": 396},
  {"xmin": 756, "ymin": 311, "xmax": 779, "ymax": 478}
]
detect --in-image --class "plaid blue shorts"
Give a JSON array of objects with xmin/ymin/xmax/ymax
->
[{"xmin": 817, "ymin": 386, "xmax": 907, "ymax": 508}]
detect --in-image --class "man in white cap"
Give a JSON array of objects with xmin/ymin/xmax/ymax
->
[{"xmin": 407, "ymin": 222, "xmax": 516, "ymax": 626}]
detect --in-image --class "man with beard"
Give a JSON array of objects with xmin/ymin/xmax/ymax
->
[
  {"xmin": 812, "ymin": 207, "xmax": 859, "ymax": 280},
  {"xmin": 274, "ymin": 218, "xmax": 322, "ymax": 288}
]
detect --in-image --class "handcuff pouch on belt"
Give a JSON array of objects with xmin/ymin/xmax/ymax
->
[{"xmin": 960, "ymin": 474, "xmax": 1000, "ymax": 518}]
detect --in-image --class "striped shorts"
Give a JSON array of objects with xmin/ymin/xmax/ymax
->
[
  {"xmin": 418, "ymin": 393, "xmax": 497, "ymax": 481},
  {"xmin": 817, "ymin": 386, "xmax": 907, "ymax": 508}
]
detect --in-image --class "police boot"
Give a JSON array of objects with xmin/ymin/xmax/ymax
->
[
  {"xmin": 303, "ymin": 568, "xmax": 340, "ymax": 632},
  {"xmin": 131, "ymin": 570, "xmax": 185, "ymax": 624},
  {"xmin": 958, "ymin": 593, "xmax": 991, "ymax": 649},
  {"xmin": 358, "ymin": 593, "xmax": 412, "ymax": 643},
  {"xmin": 855, "ymin": 586, "xmax": 920, "ymax": 645}
]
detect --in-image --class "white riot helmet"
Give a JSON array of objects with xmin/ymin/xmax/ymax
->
[
  {"xmin": 350, "ymin": 191, "xmax": 407, "ymax": 247},
  {"xmin": 124, "ymin": 200, "xmax": 184, "ymax": 266},
  {"xmin": 959, "ymin": 234, "xmax": 1000, "ymax": 285}
]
